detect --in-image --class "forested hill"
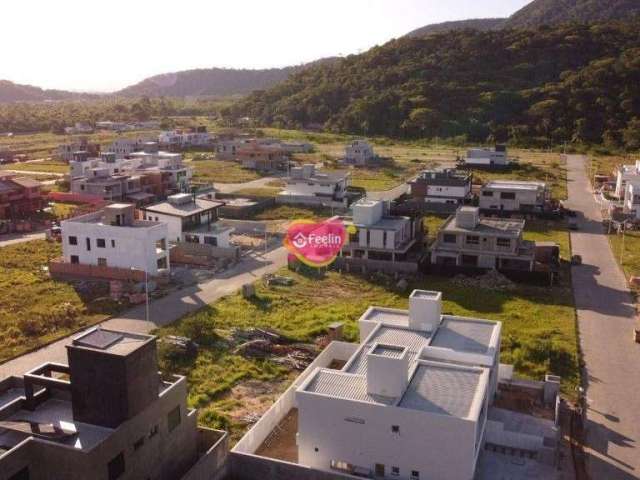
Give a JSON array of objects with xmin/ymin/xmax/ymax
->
[
  {"xmin": 224, "ymin": 21, "xmax": 640, "ymax": 148},
  {"xmin": 405, "ymin": 18, "xmax": 504, "ymax": 38},
  {"xmin": 504, "ymin": 0, "xmax": 640, "ymax": 29},
  {"xmin": 117, "ymin": 59, "xmax": 339, "ymax": 98},
  {"xmin": 0, "ymin": 80, "xmax": 95, "ymax": 103}
]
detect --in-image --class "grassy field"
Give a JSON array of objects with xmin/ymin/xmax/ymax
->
[
  {"xmin": 232, "ymin": 187, "xmax": 282, "ymax": 197},
  {"xmin": 0, "ymin": 129, "xmax": 161, "ymax": 160},
  {"xmin": 0, "ymin": 240, "xmax": 122, "ymax": 362},
  {"xmin": 1, "ymin": 160, "xmax": 68, "ymax": 174},
  {"xmin": 253, "ymin": 205, "xmax": 333, "ymax": 221},
  {"xmin": 609, "ymin": 229, "xmax": 640, "ymax": 282},
  {"xmin": 155, "ymin": 264, "xmax": 578, "ymax": 442},
  {"xmin": 188, "ymin": 158, "xmax": 265, "ymax": 184}
]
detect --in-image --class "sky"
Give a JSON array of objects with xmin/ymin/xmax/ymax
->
[{"xmin": 1, "ymin": 0, "xmax": 531, "ymax": 92}]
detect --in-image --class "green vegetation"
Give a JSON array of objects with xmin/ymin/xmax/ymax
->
[
  {"xmin": 226, "ymin": 21, "xmax": 640, "ymax": 150},
  {"xmin": 253, "ymin": 205, "xmax": 333, "ymax": 221},
  {"xmin": 49, "ymin": 202, "xmax": 79, "ymax": 220},
  {"xmin": 232, "ymin": 187, "xmax": 281, "ymax": 197},
  {"xmin": 523, "ymin": 218, "xmax": 571, "ymax": 259},
  {"xmin": 609, "ymin": 229, "xmax": 640, "ymax": 282},
  {"xmin": 189, "ymin": 159, "xmax": 265, "ymax": 184},
  {"xmin": 156, "ymin": 266, "xmax": 578, "ymax": 440},
  {"xmin": 0, "ymin": 160, "xmax": 68, "ymax": 174},
  {"xmin": 0, "ymin": 240, "xmax": 121, "ymax": 362}
]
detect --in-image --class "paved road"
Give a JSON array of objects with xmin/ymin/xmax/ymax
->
[
  {"xmin": 0, "ymin": 231, "xmax": 46, "ymax": 247},
  {"xmin": 565, "ymin": 155, "xmax": 640, "ymax": 480},
  {"xmin": 0, "ymin": 246, "xmax": 288, "ymax": 378}
]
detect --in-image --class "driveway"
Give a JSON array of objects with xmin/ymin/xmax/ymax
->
[
  {"xmin": 565, "ymin": 155, "xmax": 640, "ymax": 479},
  {"xmin": 0, "ymin": 246, "xmax": 288, "ymax": 379},
  {"xmin": 0, "ymin": 231, "xmax": 46, "ymax": 247}
]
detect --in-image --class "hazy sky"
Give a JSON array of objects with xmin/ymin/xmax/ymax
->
[{"xmin": 1, "ymin": 0, "xmax": 531, "ymax": 92}]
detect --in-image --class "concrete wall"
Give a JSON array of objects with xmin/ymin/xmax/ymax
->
[
  {"xmin": 181, "ymin": 428, "xmax": 229, "ymax": 480},
  {"xmin": 233, "ymin": 342, "xmax": 358, "ymax": 455},
  {"xmin": 296, "ymin": 391, "xmax": 478, "ymax": 480},
  {"xmin": 230, "ymin": 452, "xmax": 363, "ymax": 480},
  {"xmin": 333, "ymin": 257, "xmax": 419, "ymax": 274}
]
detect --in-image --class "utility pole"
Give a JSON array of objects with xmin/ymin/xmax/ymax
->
[{"xmin": 144, "ymin": 267, "xmax": 150, "ymax": 323}]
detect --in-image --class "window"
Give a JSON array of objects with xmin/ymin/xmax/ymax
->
[
  {"xmin": 133, "ymin": 436, "xmax": 145, "ymax": 451},
  {"xmin": 391, "ymin": 425, "xmax": 400, "ymax": 433},
  {"xmin": 86, "ymin": 238, "xmax": 91, "ymax": 251},
  {"xmin": 107, "ymin": 452, "xmax": 125, "ymax": 480},
  {"xmin": 482, "ymin": 191, "xmax": 493, "ymax": 197},
  {"xmin": 443, "ymin": 233, "xmax": 457, "ymax": 244},
  {"xmin": 466, "ymin": 235, "xmax": 480, "ymax": 245},
  {"xmin": 392, "ymin": 467, "xmax": 400, "ymax": 476},
  {"xmin": 70, "ymin": 255, "xmax": 79, "ymax": 264},
  {"xmin": 500, "ymin": 192, "xmax": 516, "ymax": 200},
  {"xmin": 366, "ymin": 230, "xmax": 370, "ymax": 246},
  {"xmin": 8, "ymin": 467, "xmax": 29, "ymax": 480},
  {"xmin": 149, "ymin": 425, "xmax": 159, "ymax": 439},
  {"xmin": 382, "ymin": 231, "xmax": 387, "ymax": 246},
  {"xmin": 375, "ymin": 464, "xmax": 385, "ymax": 477},
  {"xmin": 157, "ymin": 257, "xmax": 168, "ymax": 269},
  {"xmin": 98, "ymin": 258, "xmax": 107, "ymax": 267},
  {"xmin": 204, "ymin": 236, "xmax": 218, "ymax": 246},
  {"xmin": 111, "ymin": 239, "xmax": 116, "ymax": 248},
  {"xmin": 411, "ymin": 471, "xmax": 420, "ymax": 479},
  {"xmin": 168, "ymin": 406, "xmax": 181, "ymax": 432},
  {"xmin": 497, "ymin": 238, "xmax": 511, "ymax": 248},
  {"xmin": 97, "ymin": 238, "xmax": 106, "ymax": 248},
  {"xmin": 68, "ymin": 236, "xmax": 78, "ymax": 245}
]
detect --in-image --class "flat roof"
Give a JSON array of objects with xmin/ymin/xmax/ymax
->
[
  {"xmin": 0, "ymin": 398, "xmax": 112, "ymax": 451},
  {"xmin": 399, "ymin": 363, "xmax": 484, "ymax": 418},
  {"xmin": 442, "ymin": 215, "xmax": 525, "ymax": 236},
  {"xmin": 371, "ymin": 344, "xmax": 407, "ymax": 359},
  {"xmin": 71, "ymin": 328, "xmax": 154, "ymax": 356},
  {"xmin": 142, "ymin": 197, "xmax": 224, "ymax": 217},
  {"xmin": 361, "ymin": 307, "xmax": 412, "ymax": 327},
  {"xmin": 346, "ymin": 326, "xmax": 431, "ymax": 376},
  {"xmin": 484, "ymin": 180, "xmax": 546, "ymax": 191},
  {"xmin": 304, "ymin": 370, "xmax": 395, "ymax": 406},
  {"xmin": 430, "ymin": 317, "xmax": 498, "ymax": 355}
]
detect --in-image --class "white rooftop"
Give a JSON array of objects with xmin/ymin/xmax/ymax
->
[{"xmin": 484, "ymin": 180, "xmax": 547, "ymax": 190}]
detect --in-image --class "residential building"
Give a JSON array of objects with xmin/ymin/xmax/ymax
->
[
  {"xmin": 281, "ymin": 141, "xmax": 313, "ymax": 153},
  {"xmin": 215, "ymin": 139, "xmax": 242, "ymax": 160},
  {"xmin": 279, "ymin": 164, "xmax": 351, "ymax": 206},
  {"xmin": 56, "ymin": 139, "xmax": 100, "ymax": 162},
  {"xmin": 70, "ymin": 150, "xmax": 191, "ymax": 201},
  {"xmin": 614, "ymin": 160, "xmax": 640, "ymax": 198},
  {"xmin": 0, "ymin": 173, "xmax": 46, "ymax": 219},
  {"xmin": 344, "ymin": 139, "xmax": 376, "ymax": 166},
  {"xmin": 64, "ymin": 123, "xmax": 93, "ymax": 135},
  {"xmin": 409, "ymin": 168, "xmax": 472, "ymax": 211},
  {"xmin": 106, "ymin": 138, "xmax": 148, "ymax": 159},
  {"xmin": 140, "ymin": 193, "xmax": 231, "ymax": 246},
  {"xmin": 430, "ymin": 206, "xmax": 535, "ymax": 271},
  {"xmin": 479, "ymin": 180, "xmax": 549, "ymax": 214},
  {"xmin": 336, "ymin": 199, "xmax": 424, "ymax": 273},
  {"xmin": 623, "ymin": 179, "xmax": 640, "ymax": 219},
  {"xmin": 158, "ymin": 127, "xmax": 211, "ymax": 149},
  {"xmin": 60, "ymin": 203, "xmax": 170, "ymax": 276},
  {"xmin": 236, "ymin": 141, "xmax": 288, "ymax": 171},
  {"xmin": 0, "ymin": 327, "xmax": 227, "ymax": 480},
  {"xmin": 462, "ymin": 145, "xmax": 509, "ymax": 168},
  {"xmin": 296, "ymin": 290, "xmax": 501, "ymax": 480}
]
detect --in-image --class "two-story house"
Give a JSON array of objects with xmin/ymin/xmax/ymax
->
[
  {"xmin": 0, "ymin": 173, "xmax": 45, "ymax": 220},
  {"xmin": 479, "ymin": 180, "xmax": 549, "ymax": 214},
  {"xmin": 623, "ymin": 179, "xmax": 640, "ymax": 219},
  {"xmin": 280, "ymin": 164, "xmax": 352, "ymax": 207},
  {"xmin": 343, "ymin": 140, "xmax": 377, "ymax": 166},
  {"xmin": 462, "ymin": 145, "xmax": 510, "ymax": 168},
  {"xmin": 336, "ymin": 199, "xmax": 424, "ymax": 273},
  {"xmin": 614, "ymin": 160, "xmax": 640, "ymax": 199},
  {"xmin": 409, "ymin": 169, "xmax": 472, "ymax": 212},
  {"xmin": 429, "ymin": 206, "xmax": 535, "ymax": 271}
]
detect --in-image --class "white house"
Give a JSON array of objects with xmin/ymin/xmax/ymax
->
[
  {"xmin": 280, "ymin": 164, "xmax": 351, "ymax": 206},
  {"xmin": 344, "ymin": 140, "xmax": 375, "ymax": 166},
  {"xmin": 623, "ymin": 179, "xmax": 640, "ymax": 219},
  {"xmin": 61, "ymin": 203, "xmax": 170, "ymax": 275},
  {"xmin": 296, "ymin": 289, "xmax": 501, "ymax": 480},
  {"xmin": 479, "ymin": 180, "xmax": 549, "ymax": 213},
  {"xmin": 615, "ymin": 160, "xmax": 640, "ymax": 198},
  {"xmin": 463, "ymin": 145, "xmax": 509, "ymax": 168},
  {"xmin": 106, "ymin": 138, "xmax": 149, "ymax": 158},
  {"xmin": 158, "ymin": 129, "xmax": 211, "ymax": 148},
  {"xmin": 140, "ymin": 193, "xmax": 232, "ymax": 247}
]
